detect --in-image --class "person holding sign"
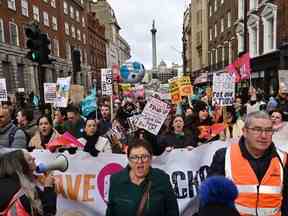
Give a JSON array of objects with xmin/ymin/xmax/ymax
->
[{"xmin": 106, "ymin": 138, "xmax": 179, "ymax": 216}]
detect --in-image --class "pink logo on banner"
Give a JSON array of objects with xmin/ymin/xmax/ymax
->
[{"xmin": 97, "ymin": 163, "xmax": 124, "ymax": 202}]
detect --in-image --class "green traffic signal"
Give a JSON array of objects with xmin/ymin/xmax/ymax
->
[{"xmin": 31, "ymin": 51, "xmax": 39, "ymax": 61}]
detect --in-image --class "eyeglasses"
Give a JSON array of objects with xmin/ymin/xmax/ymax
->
[
  {"xmin": 246, "ymin": 127, "xmax": 274, "ymax": 135},
  {"xmin": 129, "ymin": 154, "xmax": 151, "ymax": 163}
]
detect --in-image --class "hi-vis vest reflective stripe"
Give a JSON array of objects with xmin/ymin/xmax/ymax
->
[
  {"xmin": 0, "ymin": 189, "xmax": 30, "ymax": 216},
  {"xmin": 225, "ymin": 143, "xmax": 286, "ymax": 216}
]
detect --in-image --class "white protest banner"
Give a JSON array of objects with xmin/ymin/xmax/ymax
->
[
  {"xmin": 0, "ymin": 78, "xmax": 8, "ymax": 101},
  {"xmin": 55, "ymin": 77, "xmax": 71, "ymax": 108},
  {"xmin": 137, "ymin": 97, "xmax": 170, "ymax": 135},
  {"xmin": 44, "ymin": 83, "xmax": 57, "ymax": 104},
  {"xmin": 32, "ymin": 140, "xmax": 230, "ymax": 216},
  {"xmin": 101, "ymin": 69, "xmax": 113, "ymax": 96},
  {"xmin": 212, "ymin": 73, "xmax": 235, "ymax": 106},
  {"xmin": 127, "ymin": 114, "xmax": 141, "ymax": 133}
]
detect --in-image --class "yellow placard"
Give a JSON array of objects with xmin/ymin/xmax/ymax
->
[
  {"xmin": 179, "ymin": 76, "xmax": 193, "ymax": 96},
  {"xmin": 169, "ymin": 78, "xmax": 181, "ymax": 104}
]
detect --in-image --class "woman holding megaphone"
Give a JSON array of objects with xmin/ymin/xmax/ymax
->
[{"xmin": 0, "ymin": 149, "xmax": 57, "ymax": 216}]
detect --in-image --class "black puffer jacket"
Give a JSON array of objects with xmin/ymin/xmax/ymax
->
[{"xmin": 0, "ymin": 174, "xmax": 57, "ymax": 216}]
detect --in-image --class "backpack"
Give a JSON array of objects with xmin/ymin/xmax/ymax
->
[{"xmin": 8, "ymin": 127, "xmax": 28, "ymax": 147}]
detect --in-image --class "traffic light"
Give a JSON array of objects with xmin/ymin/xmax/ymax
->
[
  {"xmin": 25, "ymin": 24, "xmax": 54, "ymax": 65},
  {"xmin": 72, "ymin": 49, "xmax": 81, "ymax": 72},
  {"xmin": 39, "ymin": 33, "xmax": 53, "ymax": 65},
  {"xmin": 25, "ymin": 24, "xmax": 41, "ymax": 62}
]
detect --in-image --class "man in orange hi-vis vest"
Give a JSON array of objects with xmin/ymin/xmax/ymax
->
[{"xmin": 208, "ymin": 111, "xmax": 288, "ymax": 216}]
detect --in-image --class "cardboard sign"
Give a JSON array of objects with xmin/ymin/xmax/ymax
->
[
  {"xmin": 212, "ymin": 73, "xmax": 235, "ymax": 106},
  {"xmin": 169, "ymin": 78, "xmax": 181, "ymax": 104},
  {"xmin": 101, "ymin": 69, "xmax": 113, "ymax": 96},
  {"xmin": 0, "ymin": 79, "xmax": 8, "ymax": 102},
  {"xmin": 137, "ymin": 97, "xmax": 170, "ymax": 135},
  {"xmin": 44, "ymin": 83, "xmax": 57, "ymax": 104},
  {"xmin": 70, "ymin": 85, "xmax": 84, "ymax": 105}
]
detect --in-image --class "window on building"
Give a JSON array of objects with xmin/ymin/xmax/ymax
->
[
  {"xmin": 262, "ymin": 4, "xmax": 277, "ymax": 53},
  {"xmin": 227, "ymin": 11, "xmax": 231, "ymax": 27},
  {"xmin": 8, "ymin": 0, "xmax": 16, "ymax": 10},
  {"xmin": 66, "ymin": 41, "xmax": 71, "ymax": 60},
  {"xmin": 52, "ymin": 16, "xmax": 57, "ymax": 31},
  {"xmin": 77, "ymin": 29, "xmax": 81, "ymax": 41},
  {"xmin": 222, "ymin": 46, "xmax": 225, "ymax": 65},
  {"xmin": 209, "ymin": 28, "xmax": 212, "ymax": 41},
  {"xmin": 51, "ymin": 0, "xmax": 56, "ymax": 8},
  {"xmin": 250, "ymin": 0, "xmax": 257, "ymax": 11},
  {"xmin": 238, "ymin": 0, "xmax": 244, "ymax": 19},
  {"xmin": 9, "ymin": 22, "xmax": 19, "ymax": 46},
  {"xmin": 221, "ymin": 0, "xmax": 224, "ymax": 4},
  {"xmin": 83, "ymin": 33, "xmax": 86, "ymax": 44},
  {"xmin": 43, "ymin": 0, "xmax": 48, "ymax": 3},
  {"xmin": 215, "ymin": 49, "xmax": 218, "ymax": 65},
  {"xmin": 209, "ymin": 5, "xmax": 212, "ymax": 16},
  {"xmin": 52, "ymin": 38, "xmax": 59, "ymax": 56},
  {"xmin": 70, "ymin": 6, "xmax": 74, "ymax": 19},
  {"xmin": 82, "ymin": 17, "xmax": 85, "ymax": 27},
  {"xmin": 71, "ymin": 25, "xmax": 75, "ymax": 38},
  {"xmin": 33, "ymin": 5, "xmax": 40, "ymax": 22},
  {"xmin": 228, "ymin": 41, "xmax": 232, "ymax": 63},
  {"xmin": 64, "ymin": 1, "xmax": 68, "ymax": 14},
  {"xmin": 214, "ymin": 0, "xmax": 217, "ymax": 12},
  {"xmin": 43, "ymin": 11, "xmax": 49, "ymax": 26},
  {"xmin": 237, "ymin": 33, "xmax": 244, "ymax": 54},
  {"xmin": 64, "ymin": 22, "xmax": 69, "ymax": 35},
  {"xmin": 249, "ymin": 26, "xmax": 258, "ymax": 57},
  {"xmin": 214, "ymin": 23, "xmax": 217, "ymax": 38},
  {"xmin": 21, "ymin": 0, "xmax": 29, "ymax": 17},
  {"xmin": 76, "ymin": 10, "xmax": 80, "ymax": 22},
  {"xmin": 221, "ymin": 18, "xmax": 224, "ymax": 32},
  {"xmin": 0, "ymin": 19, "xmax": 5, "ymax": 42}
]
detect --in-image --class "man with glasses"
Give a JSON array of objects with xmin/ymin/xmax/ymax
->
[{"xmin": 208, "ymin": 111, "xmax": 288, "ymax": 215}]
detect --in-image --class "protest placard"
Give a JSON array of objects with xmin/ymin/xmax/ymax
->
[
  {"xmin": 70, "ymin": 85, "xmax": 84, "ymax": 105},
  {"xmin": 54, "ymin": 77, "xmax": 71, "ymax": 108},
  {"xmin": 169, "ymin": 77, "xmax": 181, "ymax": 104},
  {"xmin": 127, "ymin": 114, "xmax": 141, "ymax": 133},
  {"xmin": 212, "ymin": 73, "xmax": 235, "ymax": 106},
  {"xmin": 101, "ymin": 69, "xmax": 113, "ymax": 96},
  {"xmin": 0, "ymin": 78, "xmax": 8, "ymax": 102},
  {"xmin": 137, "ymin": 97, "xmax": 170, "ymax": 135},
  {"xmin": 44, "ymin": 83, "xmax": 57, "ymax": 104},
  {"xmin": 179, "ymin": 76, "xmax": 193, "ymax": 96}
]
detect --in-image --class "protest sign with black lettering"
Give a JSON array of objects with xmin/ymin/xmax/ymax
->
[
  {"xmin": 137, "ymin": 97, "xmax": 170, "ymax": 135},
  {"xmin": 212, "ymin": 73, "xmax": 235, "ymax": 106},
  {"xmin": 0, "ymin": 78, "xmax": 7, "ymax": 102},
  {"xmin": 44, "ymin": 83, "xmax": 57, "ymax": 104},
  {"xmin": 101, "ymin": 69, "xmax": 113, "ymax": 96}
]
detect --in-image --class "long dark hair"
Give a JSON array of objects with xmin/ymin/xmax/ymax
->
[{"xmin": 0, "ymin": 150, "xmax": 43, "ymax": 214}]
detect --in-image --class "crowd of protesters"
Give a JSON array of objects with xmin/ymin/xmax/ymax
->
[{"xmin": 0, "ymin": 85, "xmax": 288, "ymax": 215}]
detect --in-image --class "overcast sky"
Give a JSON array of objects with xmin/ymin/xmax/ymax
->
[{"xmin": 107, "ymin": 0, "xmax": 188, "ymax": 70}]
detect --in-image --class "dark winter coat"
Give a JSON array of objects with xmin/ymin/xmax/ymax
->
[{"xmin": 106, "ymin": 166, "xmax": 179, "ymax": 216}]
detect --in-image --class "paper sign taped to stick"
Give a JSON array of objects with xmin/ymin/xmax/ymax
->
[
  {"xmin": 44, "ymin": 83, "xmax": 57, "ymax": 104},
  {"xmin": 101, "ymin": 69, "xmax": 113, "ymax": 96},
  {"xmin": 0, "ymin": 79, "xmax": 8, "ymax": 102},
  {"xmin": 212, "ymin": 73, "xmax": 235, "ymax": 106}
]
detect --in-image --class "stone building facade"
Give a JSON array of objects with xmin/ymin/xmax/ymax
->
[{"xmin": 0, "ymin": 0, "xmax": 97, "ymax": 95}]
